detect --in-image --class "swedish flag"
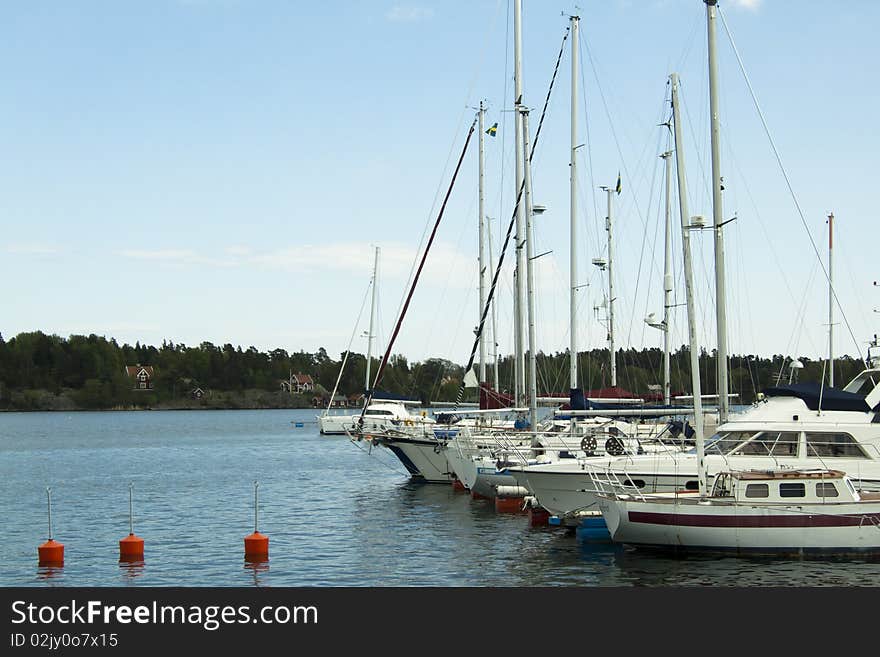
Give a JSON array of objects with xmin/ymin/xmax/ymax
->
[
  {"xmin": 615, "ymin": 172, "xmax": 621, "ymax": 195},
  {"xmin": 486, "ymin": 122, "xmax": 498, "ymax": 137}
]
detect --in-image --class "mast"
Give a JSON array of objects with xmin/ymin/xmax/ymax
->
[
  {"xmin": 600, "ymin": 186, "xmax": 617, "ymax": 388},
  {"xmin": 365, "ymin": 245, "xmax": 379, "ymax": 394},
  {"xmin": 569, "ymin": 14, "xmax": 580, "ymax": 392},
  {"xmin": 487, "ymin": 217, "xmax": 500, "ymax": 391},
  {"xmin": 661, "ymin": 150, "xmax": 674, "ymax": 406},
  {"xmin": 513, "ymin": 0, "xmax": 526, "ymax": 406},
  {"xmin": 671, "ymin": 72, "xmax": 707, "ymax": 497},
  {"xmin": 521, "ymin": 105, "xmax": 538, "ymax": 432},
  {"xmin": 828, "ymin": 212, "xmax": 834, "ymax": 387},
  {"xmin": 706, "ymin": 0, "xmax": 729, "ymax": 422},
  {"xmin": 478, "ymin": 102, "xmax": 488, "ymax": 384}
]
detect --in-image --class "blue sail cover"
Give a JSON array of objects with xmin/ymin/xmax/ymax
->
[
  {"xmin": 763, "ymin": 383, "xmax": 870, "ymax": 412},
  {"xmin": 556, "ymin": 388, "xmax": 688, "ymax": 421}
]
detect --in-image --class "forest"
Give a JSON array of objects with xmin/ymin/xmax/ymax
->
[{"xmin": 0, "ymin": 330, "xmax": 866, "ymax": 411}]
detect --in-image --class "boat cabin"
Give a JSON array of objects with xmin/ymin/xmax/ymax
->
[{"xmin": 708, "ymin": 469, "xmax": 874, "ymax": 504}]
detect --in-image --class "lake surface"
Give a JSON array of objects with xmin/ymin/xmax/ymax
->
[{"xmin": 2, "ymin": 409, "xmax": 879, "ymax": 587}]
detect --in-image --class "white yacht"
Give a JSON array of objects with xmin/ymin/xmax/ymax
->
[
  {"xmin": 505, "ymin": 361, "xmax": 880, "ymax": 523},
  {"xmin": 318, "ymin": 400, "xmax": 428, "ymax": 435}
]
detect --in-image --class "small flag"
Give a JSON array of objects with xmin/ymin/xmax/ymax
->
[
  {"xmin": 615, "ymin": 172, "xmax": 621, "ymax": 195},
  {"xmin": 486, "ymin": 122, "xmax": 498, "ymax": 137},
  {"xmin": 463, "ymin": 368, "xmax": 479, "ymax": 388}
]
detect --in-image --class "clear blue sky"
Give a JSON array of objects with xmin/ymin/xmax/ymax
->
[{"xmin": 2, "ymin": 0, "xmax": 878, "ymax": 370}]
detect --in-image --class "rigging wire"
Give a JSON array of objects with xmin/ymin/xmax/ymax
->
[
  {"xmin": 323, "ymin": 273, "xmax": 373, "ymax": 413},
  {"xmin": 718, "ymin": 6, "xmax": 864, "ymax": 362},
  {"xmin": 452, "ymin": 25, "xmax": 571, "ymax": 410},
  {"xmin": 364, "ymin": 117, "xmax": 479, "ymax": 414}
]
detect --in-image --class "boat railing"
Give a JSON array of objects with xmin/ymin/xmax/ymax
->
[{"xmin": 584, "ymin": 462, "xmax": 650, "ymax": 502}]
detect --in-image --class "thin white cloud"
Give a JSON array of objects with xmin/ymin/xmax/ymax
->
[
  {"xmin": 386, "ymin": 5, "xmax": 435, "ymax": 23},
  {"xmin": 118, "ymin": 241, "xmax": 476, "ymax": 288},
  {"xmin": 118, "ymin": 248, "xmax": 239, "ymax": 268},
  {"xmin": 727, "ymin": 0, "xmax": 762, "ymax": 10}
]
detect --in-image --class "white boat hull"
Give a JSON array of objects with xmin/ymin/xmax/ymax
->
[
  {"xmin": 599, "ymin": 495, "xmax": 880, "ymax": 554},
  {"xmin": 376, "ymin": 434, "xmax": 453, "ymax": 483}
]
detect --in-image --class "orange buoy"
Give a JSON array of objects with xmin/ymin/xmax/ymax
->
[
  {"xmin": 244, "ymin": 481, "xmax": 269, "ymax": 561},
  {"xmin": 452, "ymin": 478, "xmax": 466, "ymax": 492},
  {"xmin": 244, "ymin": 531, "xmax": 269, "ymax": 559},
  {"xmin": 119, "ymin": 534, "xmax": 145, "ymax": 561},
  {"xmin": 38, "ymin": 539, "xmax": 65, "ymax": 566},
  {"xmin": 494, "ymin": 496, "xmax": 525, "ymax": 513},
  {"xmin": 38, "ymin": 487, "xmax": 64, "ymax": 566},
  {"xmin": 119, "ymin": 483, "xmax": 145, "ymax": 562}
]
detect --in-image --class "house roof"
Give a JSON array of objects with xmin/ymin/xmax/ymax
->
[
  {"xmin": 293, "ymin": 373, "xmax": 313, "ymax": 384},
  {"xmin": 125, "ymin": 365, "xmax": 155, "ymax": 377}
]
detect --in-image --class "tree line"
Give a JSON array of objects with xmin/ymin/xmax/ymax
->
[{"xmin": 0, "ymin": 331, "xmax": 866, "ymax": 411}]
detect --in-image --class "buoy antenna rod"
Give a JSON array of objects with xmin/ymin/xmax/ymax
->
[
  {"xmin": 253, "ymin": 481, "xmax": 259, "ymax": 534},
  {"xmin": 46, "ymin": 487, "xmax": 53, "ymax": 540},
  {"xmin": 129, "ymin": 482, "xmax": 134, "ymax": 536}
]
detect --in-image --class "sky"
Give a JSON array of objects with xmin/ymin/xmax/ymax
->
[{"xmin": 2, "ymin": 0, "xmax": 879, "ymax": 371}]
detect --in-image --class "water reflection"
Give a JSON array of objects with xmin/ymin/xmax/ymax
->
[
  {"xmin": 244, "ymin": 558, "xmax": 270, "ymax": 586},
  {"xmin": 119, "ymin": 560, "xmax": 145, "ymax": 581},
  {"xmin": 35, "ymin": 565, "xmax": 64, "ymax": 582}
]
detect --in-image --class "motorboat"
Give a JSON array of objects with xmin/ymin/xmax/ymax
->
[{"xmin": 598, "ymin": 468, "xmax": 880, "ymax": 555}]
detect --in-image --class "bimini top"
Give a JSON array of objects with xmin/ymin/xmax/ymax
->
[{"xmin": 762, "ymin": 382, "xmax": 871, "ymax": 413}]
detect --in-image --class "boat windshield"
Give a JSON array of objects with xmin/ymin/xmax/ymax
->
[{"xmin": 692, "ymin": 431, "xmax": 757, "ymax": 455}]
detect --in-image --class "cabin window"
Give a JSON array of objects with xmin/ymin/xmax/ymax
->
[
  {"xmin": 779, "ymin": 482, "xmax": 806, "ymax": 498},
  {"xmin": 703, "ymin": 432, "xmax": 758, "ymax": 455},
  {"xmin": 805, "ymin": 432, "xmax": 867, "ymax": 458},
  {"xmin": 745, "ymin": 483, "xmax": 769, "ymax": 498},
  {"xmin": 816, "ymin": 482, "xmax": 839, "ymax": 498},
  {"xmin": 622, "ymin": 478, "xmax": 646, "ymax": 489},
  {"xmin": 368, "ymin": 410, "xmax": 395, "ymax": 416},
  {"xmin": 684, "ymin": 480, "xmax": 699, "ymax": 491},
  {"xmin": 733, "ymin": 432, "xmax": 799, "ymax": 457}
]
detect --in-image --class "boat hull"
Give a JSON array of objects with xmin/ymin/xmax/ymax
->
[
  {"xmin": 599, "ymin": 496, "xmax": 880, "ymax": 555},
  {"xmin": 377, "ymin": 435, "xmax": 454, "ymax": 484}
]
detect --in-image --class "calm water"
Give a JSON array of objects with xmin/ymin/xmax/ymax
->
[{"xmin": 2, "ymin": 409, "xmax": 879, "ymax": 587}]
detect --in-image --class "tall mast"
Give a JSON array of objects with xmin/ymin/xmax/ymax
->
[
  {"xmin": 600, "ymin": 186, "xmax": 617, "ymax": 388},
  {"xmin": 706, "ymin": 0, "xmax": 729, "ymax": 422},
  {"xmin": 365, "ymin": 245, "xmax": 379, "ymax": 393},
  {"xmin": 661, "ymin": 150, "xmax": 674, "ymax": 406},
  {"xmin": 671, "ymin": 72, "xmax": 706, "ymax": 497},
  {"xmin": 513, "ymin": 0, "xmax": 526, "ymax": 406},
  {"xmin": 488, "ymin": 219, "xmax": 500, "ymax": 391},
  {"xmin": 478, "ymin": 102, "xmax": 488, "ymax": 384},
  {"xmin": 569, "ymin": 14, "xmax": 580, "ymax": 392},
  {"xmin": 828, "ymin": 212, "xmax": 834, "ymax": 387},
  {"xmin": 521, "ymin": 106, "xmax": 538, "ymax": 432}
]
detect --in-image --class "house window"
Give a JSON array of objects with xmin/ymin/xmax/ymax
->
[
  {"xmin": 779, "ymin": 483, "xmax": 806, "ymax": 498},
  {"xmin": 745, "ymin": 483, "xmax": 769, "ymax": 498},
  {"xmin": 816, "ymin": 482, "xmax": 839, "ymax": 498},
  {"xmin": 805, "ymin": 432, "xmax": 867, "ymax": 458},
  {"xmin": 140, "ymin": 382, "xmax": 146, "ymax": 389}
]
